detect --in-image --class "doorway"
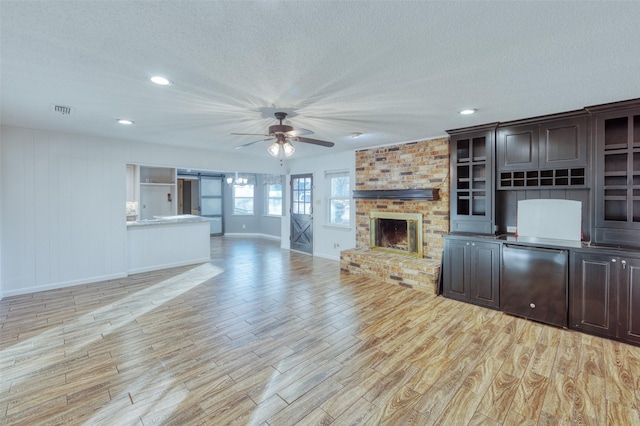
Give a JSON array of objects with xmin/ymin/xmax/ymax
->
[
  {"xmin": 290, "ymin": 174, "xmax": 313, "ymax": 254},
  {"xmin": 177, "ymin": 177, "xmax": 200, "ymax": 215},
  {"xmin": 178, "ymin": 170, "xmax": 224, "ymax": 236}
]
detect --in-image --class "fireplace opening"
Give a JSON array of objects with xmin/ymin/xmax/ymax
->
[{"xmin": 370, "ymin": 212, "xmax": 423, "ymax": 257}]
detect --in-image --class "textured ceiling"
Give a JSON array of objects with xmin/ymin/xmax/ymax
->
[{"xmin": 2, "ymin": 1, "xmax": 640, "ymax": 159}]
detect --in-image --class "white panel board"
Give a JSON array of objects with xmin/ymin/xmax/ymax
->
[{"xmin": 517, "ymin": 199, "xmax": 582, "ymax": 241}]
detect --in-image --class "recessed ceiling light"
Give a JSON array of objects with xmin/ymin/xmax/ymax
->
[
  {"xmin": 117, "ymin": 119, "xmax": 134, "ymax": 125},
  {"xmin": 459, "ymin": 109, "xmax": 477, "ymax": 115},
  {"xmin": 150, "ymin": 76, "xmax": 172, "ymax": 86}
]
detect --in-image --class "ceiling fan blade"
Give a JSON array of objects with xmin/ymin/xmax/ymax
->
[
  {"xmin": 293, "ymin": 136, "xmax": 335, "ymax": 147},
  {"xmin": 234, "ymin": 137, "xmax": 274, "ymax": 149},
  {"xmin": 285, "ymin": 128, "xmax": 314, "ymax": 137},
  {"xmin": 230, "ymin": 132, "xmax": 271, "ymax": 136}
]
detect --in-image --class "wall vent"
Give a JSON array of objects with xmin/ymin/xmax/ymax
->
[{"xmin": 50, "ymin": 104, "xmax": 75, "ymax": 116}]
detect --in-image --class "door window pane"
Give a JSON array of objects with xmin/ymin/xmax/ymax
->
[
  {"xmin": 201, "ymin": 198, "xmax": 222, "ymax": 216},
  {"xmin": 201, "ymin": 178, "xmax": 222, "ymax": 196}
]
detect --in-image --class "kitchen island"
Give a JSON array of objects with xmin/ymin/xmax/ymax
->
[{"xmin": 126, "ymin": 215, "xmax": 212, "ymax": 274}]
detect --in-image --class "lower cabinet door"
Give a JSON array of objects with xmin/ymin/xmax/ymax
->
[
  {"xmin": 620, "ymin": 257, "xmax": 640, "ymax": 345},
  {"xmin": 469, "ymin": 241, "xmax": 500, "ymax": 309},
  {"xmin": 569, "ymin": 252, "xmax": 618, "ymax": 338},
  {"xmin": 443, "ymin": 238, "xmax": 499, "ymax": 309},
  {"xmin": 443, "ymin": 239, "xmax": 470, "ymax": 301}
]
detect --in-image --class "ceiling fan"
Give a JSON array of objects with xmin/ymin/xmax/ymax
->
[{"xmin": 232, "ymin": 112, "xmax": 334, "ymax": 158}]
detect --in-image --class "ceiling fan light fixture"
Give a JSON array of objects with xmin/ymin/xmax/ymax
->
[
  {"xmin": 268, "ymin": 142, "xmax": 281, "ymax": 157},
  {"xmin": 282, "ymin": 141, "xmax": 295, "ymax": 157}
]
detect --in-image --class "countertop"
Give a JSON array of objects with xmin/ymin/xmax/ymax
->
[
  {"xmin": 127, "ymin": 214, "xmax": 213, "ymax": 228},
  {"xmin": 446, "ymin": 232, "xmax": 640, "ymax": 253}
]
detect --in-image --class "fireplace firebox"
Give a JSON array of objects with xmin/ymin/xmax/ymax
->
[{"xmin": 370, "ymin": 212, "xmax": 423, "ymax": 257}]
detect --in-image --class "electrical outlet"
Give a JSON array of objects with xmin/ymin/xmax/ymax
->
[{"xmin": 507, "ymin": 226, "xmax": 517, "ymax": 233}]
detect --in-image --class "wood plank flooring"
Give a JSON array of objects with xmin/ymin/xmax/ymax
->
[{"xmin": 1, "ymin": 236, "xmax": 639, "ymax": 425}]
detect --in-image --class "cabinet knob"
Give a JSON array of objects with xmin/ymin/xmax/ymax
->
[{"xmin": 530, "ymin": 303, "xmax": 536, "ymax": 309}]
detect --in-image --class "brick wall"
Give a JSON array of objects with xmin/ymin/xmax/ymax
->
[{"xmin": 354, "ymin": 137, "xmax": 450, "ymax": 259}]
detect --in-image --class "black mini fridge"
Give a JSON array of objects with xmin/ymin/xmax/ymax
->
[{"xmin": 501, "ymin": 244, "xmax": 569, "ymax": 328}]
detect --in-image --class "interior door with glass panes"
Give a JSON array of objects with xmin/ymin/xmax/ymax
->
[
  {"xmin": 290, "ymin": 174, "xmax": 313, "ymax": 254},
  {"xmin": 200, "ymin": 175, "xmax": 224, "ymax": 235}
]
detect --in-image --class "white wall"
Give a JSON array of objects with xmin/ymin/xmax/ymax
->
[
  {"xmin": 0, "ymin": 126, "xmax": 285, "ymax": 298},
  {"xmin": 0, "ymin": 131, "xmax": 3, "ymax": 299},
  {"xmin": 1, "ymin": 127, "xmax": 128, "ymax": 297},
  {"xmin": 285, "ymin": 150, "xmax": 357, "ymax": 260}
]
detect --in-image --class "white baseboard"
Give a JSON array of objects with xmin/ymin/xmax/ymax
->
[
  {"xmin": 0, "ymin": 272, "xmax": 128, "ymax": 299},
  {"xmin": 223, "ymin": 233, "xmax": 281, "ymax": 241},
  {"xmin": 313, "ymin": 252, "xmax": 340, "ymax": 261}
]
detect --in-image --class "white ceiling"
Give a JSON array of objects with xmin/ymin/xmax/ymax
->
[{"xmin": 2, "ymin": 1, "xmax": 640, "ymax": 159}]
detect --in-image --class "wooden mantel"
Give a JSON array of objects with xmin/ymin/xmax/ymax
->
[{"xmin": 352, "ymin": 188, "xmax": 440, "ymax": 201}]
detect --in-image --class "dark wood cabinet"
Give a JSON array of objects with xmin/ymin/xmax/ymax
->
[
  {"xmin": 588, "ymin": 100, "xmax": 640, "ymax": 247},
  {"xmin": 570, "ymin": 250, "xmax": 640, "ymax": 345},
  {"xmin": 539, "ymin": 115, "xmax": 589, "ymax": 170},
  {"xmin": 443, "ymin": 236, "xmax": 500, "ymax": 309},
  {"xmin": 497, "ymin": 123, "xmax": 538, "ymax": 172},
  {"xmin": 447, "ymin": 124, "xmax": 497, "ymax": 234},
  {"xmin": 497, "ymin": 113, "xmax": 589, "ymax": 189}
]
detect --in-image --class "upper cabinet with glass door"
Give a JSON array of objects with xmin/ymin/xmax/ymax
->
[
  {"xmin": 447, "ymin": 123, "xmax": 498, "ymax": 234},
  {"xmin": 588, "ymin": 99, "xmax": 640, "ymax": 247}
]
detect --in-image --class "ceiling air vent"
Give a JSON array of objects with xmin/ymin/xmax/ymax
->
[{"xmin": 50, "ymin": 104, "xmax": 75, "ymax": 116}]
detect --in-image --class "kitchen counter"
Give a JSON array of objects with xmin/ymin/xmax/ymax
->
[
  {"xmin": 127, "ymin": 214, "xmax": 212, "ymax": 227},
  {"xmin": 126, "ymin": 215, "xmax": 212, "ymax": 274}
]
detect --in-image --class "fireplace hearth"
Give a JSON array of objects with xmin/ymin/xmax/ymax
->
[{"xmin": 370, "ymin": 211, "xmax": 423, "ymax": 257}]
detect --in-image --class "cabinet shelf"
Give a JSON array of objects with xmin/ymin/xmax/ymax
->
[
  {"xmin": 499, "ymin": 167, "xmax": 587, "ymax": 189},
  {"xmin": 604, "ymin": 143, "xmax": 629, "ymax": 151},
  {"xmin": 604, "ymin": 196, "xmax": 628, "ymax": 201},
  {"xmin": 604, "ymin": 185, "xmax": 629, "ymax": 190},
  {"xmin": 604, "ymin": 171, "xmax": 628, "ymax": 176}
]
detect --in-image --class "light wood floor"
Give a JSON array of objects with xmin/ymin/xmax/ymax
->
[{"xmin": 1, "ymin": 237, "xmax": 639, "ymax": 425}]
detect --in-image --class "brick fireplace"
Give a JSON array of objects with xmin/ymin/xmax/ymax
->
[{"xmin": 340, "ymin": 137, "xmax": 449, "ymax": 292}]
